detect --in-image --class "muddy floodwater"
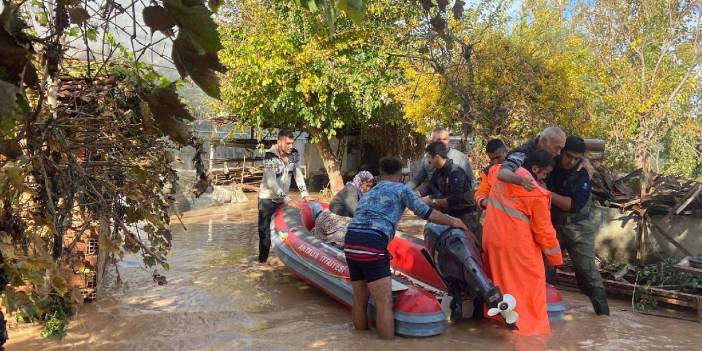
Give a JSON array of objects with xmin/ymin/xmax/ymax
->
[{"xmin": 7, "ymin": 196, "xmax": 702, "ymax": 350}]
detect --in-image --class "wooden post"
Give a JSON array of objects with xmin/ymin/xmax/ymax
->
[
  {"xmin": 96, "ymin": 216, "xmax": 110, "ymax": 298},
  {"xmin": 241, "ymin": 154, "xmax": 246, "ymax": 184},
  {"xmin": 209, "ymin": 124, "xmax": 215, "ymax": 171}
]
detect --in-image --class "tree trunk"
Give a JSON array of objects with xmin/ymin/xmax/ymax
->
[
  {"xmin": 306, "ymin": 127, "xmax": 344, "ymax": 194},
  {"xmin": 635, "ymin": 143, "xmax": 652, "ymax": 201},
  {"xmin": 635, "ymin": 143, "xmax": 651, "ymax": 264}
]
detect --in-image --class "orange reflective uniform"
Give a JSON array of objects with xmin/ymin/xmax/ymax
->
[
  {"xmin": 482, "ymin": 165, "xmax": 563, "ymax": 335},
  {"xmin": 474, "ymin": 165, "xmax": 495, "ymax": 209}
]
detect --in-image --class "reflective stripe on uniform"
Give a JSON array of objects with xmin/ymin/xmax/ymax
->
[
  {"xmin": 542, "ymin": 247, "xmax": 561, "ymax": 255},
  {"xmin": 487, "ymin": 196, "xmax": 529, "ymax": 222}
]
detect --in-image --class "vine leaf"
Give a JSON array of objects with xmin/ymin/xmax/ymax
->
[
  {"xmin": 145, "ymin": 83, "xmax": 195, "ymax": 145},
  {"xmin": 142, "ymin": 6, "xmax": 176, "ymax": 35},
  {"xmin": 0, "ymin": 80, "xmax": 20, "ymax": 134},
  {"xmin": 68, "ymin": 8, "xmax": 89, "ymax": 25},
  {"xmin": 295, "ymin": 0, "xmax": 321, "ymax": 12},
  {"xmin": 172, "ymin": 32, "xmax": 226, "ymax": 99},
  {"xmin": 0, "ymin": 22, "xmax": 30, "ymax": 85},
  {"xmin": 164, "ymin": 0, "xmax": 222, "ymax": 54},
  {"xmin": 0, "ymin": 139, "xmax": 21, "ymax": 159}
]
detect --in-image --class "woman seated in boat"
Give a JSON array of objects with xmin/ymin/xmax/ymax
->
[
  {"xmin": 312, "ymin": 171, "xmax": 374, "ymax": 246},
  {"xmin": 329, "ymin": 171, "xmax": 374, "ymax": 217},
  {"xmin": 312, "ymin": 209, "xmax": 351, "ymax": 247}
]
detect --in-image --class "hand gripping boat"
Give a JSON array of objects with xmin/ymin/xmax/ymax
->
[{"xmin": 271, "ymin": 201, "xmax": 445, "ymax": 337}]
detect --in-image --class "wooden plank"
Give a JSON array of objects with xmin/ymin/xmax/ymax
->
[
  {"xmin": 235, "ymin": 183, "xmax": 260, "ymax": 192},
  {"xmin": 210, "ymin": 157, "xmax": 263, "ymax": 164},
  {"xmin": 674, "ymin": 184, "xmax": 702, "ymax": 215},
  {"xmin": 673, "ymin": 256, "xmax": 702, "ymax": 278},
  {"xmin": 650, "ymin": 219, "xmax": 693, "ymax": 256},
  {"xmin": 210, "ymin": 139, "xmax": 275, "ymax": 148},
  {"xmin": 557, "ymin": 271, "xmax": 699, "ymax": 309}
]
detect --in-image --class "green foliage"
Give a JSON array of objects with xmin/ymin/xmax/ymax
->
[
  {"xmin": 661, "ymin": 121, "xmax": 702, "ymax": 181},
  {"xmin": 294, "ymin": 0, "xmax": 367, "ymax": 31},
  {"xmin": 40, "ymin": 297, "xmax": 72, "ymax": 339},
  {"xmin": 577, "ymin": 0, "xmax": 701, "ymax": 176},
  {"xmin": 164, "ymin": 0, "xmax": 223, "ymax": 54},
  {"xmin": 0, "ymin": 1, "xmax": 209, "ymax": 341},
  {"xmin": 625, "ymin": 258, "xmax": 702, "ymax": 311},
  {"xmin": 217, "ymin": 0, "xmax": 406, "ymax": 141}
]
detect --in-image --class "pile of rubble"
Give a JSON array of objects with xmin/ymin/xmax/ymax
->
[{"xmin": 592, "ymin": 168, "xmax": 702, "ymax": 216}]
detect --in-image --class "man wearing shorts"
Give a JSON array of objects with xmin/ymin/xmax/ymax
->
[{"xmin": 344, "ymin": 156, "xmax": 468, "ymax": 339}]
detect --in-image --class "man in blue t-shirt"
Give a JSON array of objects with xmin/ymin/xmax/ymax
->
[{"xmin": 344, "ymin": 156, "xmax": 468, "ymax": 339}]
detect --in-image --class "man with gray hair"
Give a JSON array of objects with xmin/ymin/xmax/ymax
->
[
  {"xmin": 407, "ymin": 127, "xmax": 475, "ymax": 189},
  {"xmin": 497, "ymin": 127, "xmax": 568, "ymax": 191}
]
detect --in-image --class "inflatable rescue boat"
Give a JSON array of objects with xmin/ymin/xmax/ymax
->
[
  {"xmin": 271, "ymin": 201, "xmax": 565, "ymax": 337},
  {"xmin": 271, "ymin": 201, "xmax": 445, "ymax": 337}
]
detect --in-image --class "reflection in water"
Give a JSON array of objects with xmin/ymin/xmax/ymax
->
[{"xmin": 7, "ymin": 195, "xmax": 702, "ymax": 351}]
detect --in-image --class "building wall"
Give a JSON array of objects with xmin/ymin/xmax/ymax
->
[{"xmin": 593, "ymin": 205, "xmax": 702, "ymax": 264}]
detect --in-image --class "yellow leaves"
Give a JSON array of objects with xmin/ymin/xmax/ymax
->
[
  {"xmin": 51, "ymin": 274, "xmax": 69, "ymax": 296},
  {"xmin": 299, "ymin": 74, "xmax": 320, "ymax": 94},
  {"xmin": 391, "ymin": 64, "xmax": 456, "ymax": 134}
]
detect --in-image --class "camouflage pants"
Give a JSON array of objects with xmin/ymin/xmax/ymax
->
[{"xmin": 553, "ymin": 219, "xmax": 610, "ymax": 315}]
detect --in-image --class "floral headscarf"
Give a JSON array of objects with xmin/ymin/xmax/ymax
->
[{"xmin": 351, "ymin": 171, "xmax": 374, "ymax": 192}]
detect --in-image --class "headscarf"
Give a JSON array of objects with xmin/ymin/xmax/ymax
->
[{"xmin": 351, "ymin": 171, "xmax": 374, "ymax": 192}]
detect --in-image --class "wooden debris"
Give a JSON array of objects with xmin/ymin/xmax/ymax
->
[
  {"xmin": 557, "ymin": 270, "xmax": 702, "ymax": 320},
  {"xmin": 592, "ymin": 168, "xmax": 702, "ymax": 217}
]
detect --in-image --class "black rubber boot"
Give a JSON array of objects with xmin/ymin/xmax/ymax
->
[{"xmin": 591, "ymin": 296, "xmax": 610, "ymax": 316}]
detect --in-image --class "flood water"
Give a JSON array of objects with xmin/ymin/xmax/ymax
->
[{"xmin": 7, "ymin": 195, "xmax": 701, "ymax": 350}]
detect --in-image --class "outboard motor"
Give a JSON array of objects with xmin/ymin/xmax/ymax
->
[{"xmin": 424, "ymin": 223, "xmax": 518, "ymax": 329}]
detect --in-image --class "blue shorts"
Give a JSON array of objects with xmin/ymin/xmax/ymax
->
[{"xmin": 343, "ymin": 227, "xmax": 391, "ymax": 283}]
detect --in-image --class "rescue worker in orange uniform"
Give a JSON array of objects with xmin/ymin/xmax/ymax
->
[
  {"xmin": 481, "ymin": 150, "xmax": 563, "ymax": 335},
  {"xmin": 473, "ymin": 138, "xmax": 508, "ymax": 248}
]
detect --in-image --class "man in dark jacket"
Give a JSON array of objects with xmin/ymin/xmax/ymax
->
[
  {"xmin": 407, "ymin": 127, "xmax": 475, "ymax": 189},
  {"xmin": 547, "ymin": 136, "xmax": 609, "ymax": 315},
  {"xmin": 417, "ymin": 142, "xmax": 478, "ymax": 234}
]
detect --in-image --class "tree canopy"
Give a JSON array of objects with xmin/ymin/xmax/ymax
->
[{"xmin": 216, "ymin": 0, "xmax": 423, "ymax": 190}]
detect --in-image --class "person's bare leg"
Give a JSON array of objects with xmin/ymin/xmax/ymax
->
[
  {"xmin": 367, "ymin": 276, "xmax": 394, "ymax": 339},
  {"xmin": 351, "ymin": 280, "xmax": 370, "ymax": 331}
]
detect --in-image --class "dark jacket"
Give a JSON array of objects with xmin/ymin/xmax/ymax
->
[
  {"xmin": 501, "ymin": 138, "xmax": 538, "ymax": 173},
  {"xmin": 546, "ymin": 161, "xmax": 592, "ymax": 222},
  {"xmin": 417, "ymin": 159, "xmax": 474, "ymax": 216},
  {"xmin": 407, "ymin": 147, "xmax": 476, "ymax": 189},
  {"xmin": 329, "ymin": 183, "xmax": 361, "ymax": 217}
]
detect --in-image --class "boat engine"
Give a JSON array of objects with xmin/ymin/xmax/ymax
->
[{"xmin": 424, "ymin": 223, "xmax": 519, "ymax": 329}]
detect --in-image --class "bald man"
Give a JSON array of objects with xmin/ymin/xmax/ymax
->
[{"xmin": 407, "ymin": 128, "xmax": 475, "ymax": 189}]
